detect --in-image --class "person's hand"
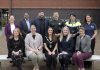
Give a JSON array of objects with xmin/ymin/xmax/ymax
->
[
  {"xmin": 52, "ymin": 51, "xmax": 55, "ymax": 55},
  {"xmin": 77, "ymin": 51, "xmax": 81, "ymax": 56},
  {"xmin": 48, "ymin": 51, "xmax": 52, "ymax": 55},
  {"xmin": 62, "ymin": 51, "xmax": 68, "ymax": 54}
]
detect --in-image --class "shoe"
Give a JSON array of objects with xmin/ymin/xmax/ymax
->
[{"xmin": 7, "ymin": 56, "xmax": 11, "ymax": 58}]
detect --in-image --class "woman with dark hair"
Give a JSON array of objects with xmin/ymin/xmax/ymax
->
[
  {"xmin": 83, "ymin": 14, "xmax": 97, "ymax": 54},
  {"xmin": 8, "ymin": 28, "xmax": 24, "ymax": 70},
  {"xmin": 5, "ymin": 15, "xmax": 19, "ymax": 58},
  {"xmin": 83, "ymin": 14, "xmax": 97, "ymax": 68},
  {"xmin": 72, "ymin": 27, "xmax": 92, "ymax": 70},
  {"xmin": 65, "ymin": 14, "xmax": 81, "ymax": 35},
  {"xmin": 44, "ymin": 27, "xmax": 58, "ymax": 70},
  {"xmin": 65, "ymin": 14, "xmax": 81, "ymax": 53},
  {"xmin": 58, "ymin": 26, "xmax": 74, "ymax": 70}
]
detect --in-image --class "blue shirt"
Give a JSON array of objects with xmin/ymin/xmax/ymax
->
[{"xmin": 84, "ymin": 23, "xmax": 97, "ymax": 38}]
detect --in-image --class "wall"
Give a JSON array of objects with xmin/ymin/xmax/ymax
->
[{"xmin": 0, "ymin": 0, "xmax": 100, "ymax": 9}]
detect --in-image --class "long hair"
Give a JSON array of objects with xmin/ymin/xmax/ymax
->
[
  {"xmin": 12, "ymin": 28, "xmax": 22, "ymax": 38},
  {"xmin": 69, "ymin": 14, "xmax": 77, "ymax": 24},
  {"xmin": 84, "ymin": 14, "xmax": 93, "ymax": 23},
  {"xmin": 46, "ymin": 27, "xmax": 57, "ymax": 42},
  {"xmin": 59, "ymin": 26, "xmax": 72, "ymax": 42}
]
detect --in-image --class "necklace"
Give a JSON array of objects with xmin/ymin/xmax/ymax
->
[{"xmin": 45, "ymin": 36, "xmax": 53, "ymax": 48}]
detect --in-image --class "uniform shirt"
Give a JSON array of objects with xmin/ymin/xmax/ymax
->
[
  {"xmin": 49, "ymin": 19, "xmax": 64, "ymax": 34},
  {"xmin": 65, "ymin": 21, "xmax": 81, "ymax": 34},
  {"xmin": 84, "ymin": 23, "xmax": 97, "ymax": 38}
]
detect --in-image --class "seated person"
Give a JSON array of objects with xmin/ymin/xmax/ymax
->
[
  {"xmin": 44, "ymin": 27, "xmax": 58, "ymax": 70},
  {"xmin": 8, "ymin": 28, "xmax": 24, "ymax": 70},
  {"xmin": 25, "ymin": 25, "xmax": 44, "ymax": 70},
  {"xmin": 58, "ymin": 26, "xmax": 74, "ymax": 70},
  {"xmin": 72, "ymin": 27, "xmax": 92, "ymax": 70}
]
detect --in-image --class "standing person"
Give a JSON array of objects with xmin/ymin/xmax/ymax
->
[
  {"xmin": 72, "ymin": 27, "xmax": 92, "ymax": 70},
  {"xmin": 83, "ymin": 14, "xmax": 97, "ymax": 54},
  {"xmin": 25, "ymin": 25, "xmax": 44, "ymax": 70},
  {"xmin": 44, "ymin": 27, "xmax": 58, "ymax": 70},
  {"xmin": 83, "ymin": 14, "xmax": 97, "ymax": 68},
  {"xmin": 49, "ymin": 12, "xmax": 64, "ymax": 37},
  {"xmin": 65, "ymin": 14, "xmax": 81, "ymax": 35},
  {"xmin": 58, "ymin": 26, "xmax": 74, "ymax": 70},
  {"xmin": 20, "ymin": 12, "xmax": 31, "ymax": 38},
  {"xmin": 5, "ymin": 15, "xmax": 19, "ymax": 58},
  {"xmin": 8, "ymin": 28, "xmax": 24, "ymax": 70},
  {"xmin": 65, "ymin": 14, "xmax": 81, "ymax": 52},
  {"xmin": 20, "ymin": 12, "xmax": 31, "ymax": 57},
  {"xmin": 32, "ymin": 12, "xmax": 49, "ymax": 41}
]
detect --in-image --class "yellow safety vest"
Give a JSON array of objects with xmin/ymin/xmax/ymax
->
[{"xmin": 65, "ymin": 21, "xmax": 81, "ymax": 27}]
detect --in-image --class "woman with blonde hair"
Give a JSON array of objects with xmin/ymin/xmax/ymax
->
[{"xmin": 58, "ymin": 26, "xmax": 74, "ymax": 70}]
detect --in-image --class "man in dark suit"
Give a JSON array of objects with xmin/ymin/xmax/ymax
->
[
  {"xmin": 20, "ymin": 13, "xmax": 31, "ymax": 57},
  {"xmin": 20, "ymin": 13, "xmax": 31, "ymax": 38}
]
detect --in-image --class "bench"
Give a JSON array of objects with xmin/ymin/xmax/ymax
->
[{"xmin": 0, "ymin": 55, "xmax": 100, "ymax": 70}]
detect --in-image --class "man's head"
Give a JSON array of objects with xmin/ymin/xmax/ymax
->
[{"xmin": 24, "ymin": 13, "xmax": 29, "ymax": 20}]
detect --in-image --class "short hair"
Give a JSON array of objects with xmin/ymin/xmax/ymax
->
[{"xmin": 79, "ymin": 27, "xmax": 85, "ymax": 31}]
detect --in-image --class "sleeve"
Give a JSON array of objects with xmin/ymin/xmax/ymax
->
[
  {"xmin": 25, "ymin": 34, "xmax": 30, "ymax": 50},
  {"xmin": 84, "ymin": 36, "xmax": 91, "ymax": 52},
  {"xmin": 94, "ymin": 23, "xmax": 97, "ymax": 30},
  {"xmin": 40, "ymin": 35, "xmax": 43, "ymax": 47},
  {"xmin": 75, "ymin": 36, "xmax": 79, "ymax": 51},
  {"xmin": 5, "ymin": 24, "xmax": 9, "ymax": 38},
  {"xmin": 8, "ymin": 38, "xmax": 13, "ymax": 52},
  {"xmin": 58, "ymin": 40, "xmax": 63, "ymax": 53},
  {"xmin": 67, "ymin": 38, "xmax": 74, "ymax": 54},
  {"xmin": 20, "ymin": 37, "xmax": 25, "ymax": 51}
]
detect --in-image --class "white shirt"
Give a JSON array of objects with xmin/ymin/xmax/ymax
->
[
  {"xmin": 10, "ymin": 24, "xmax": 15, "ymax": 34},
  {"xmin": 26, "ymin": 19, "xmax": 30, "ymax": 30}
]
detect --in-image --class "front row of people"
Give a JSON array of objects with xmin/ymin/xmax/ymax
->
[{"xmin": 8, "ymin": 25, "xmax": 92, "ymax": 70}]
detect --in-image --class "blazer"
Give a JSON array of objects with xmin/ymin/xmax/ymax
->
[
  {"xmin": 5, "ymin": 23, "xmax": 19, "ymax": 39},
  {"xmin": 58, "ymin": 36, "xmax": 74, "ymax": 56},
  {"xmin": 76, "ymin": 35, "xmax": 91, "ymax": 52},
  {"xmin": 20, "ymin": 19, "xmax": 31, "ymax": 37}
]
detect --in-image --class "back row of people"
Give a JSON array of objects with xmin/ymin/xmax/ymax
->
[{"xmin": 4, "ymin": 12, "xmax": 97, "ymax": 70}]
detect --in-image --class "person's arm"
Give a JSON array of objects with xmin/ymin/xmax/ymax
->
[
  {"xmin": 38, "ymin": 35, "xmax": 43, "ymax": 50},
  {"xmin": 84, "ymin": 36, "xmax": 91, "ymax": 52},
  {"xmin": 52, "ymin": 43, "xmax": 58, "ymax": 53},
  {"xmin": 25, "ymin": 34, "xmax": 34, "ymax": 51},
  {"xmin": 91, "ymin": 30, "xmax": 97, "ymax": 40},
  {"xmin": 44, "ymin": 43, "xmax": 51, "ymax": 53},
  {"xmin": 67, "ymin": 38, "xmax": 74, "ymax": 54}
]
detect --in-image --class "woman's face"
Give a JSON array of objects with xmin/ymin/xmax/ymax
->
[
  {"xmin": 63, "ymin": 27, "xmax": 69, "ymax": 36},
  {"xmin": 70, "ymin": 15, "xmax": 76, "ymax": 21},
  {"xmin": 9, "ymin": 15, "xmax": 15, "ymax": 24},
  {"xmin": 86, "ymin": 15, "xmax": 92, "ymax": 22},
  {"xmin": 13, "ymin": 29, "xmax": 20, "ymax": 37},
  {"xmin": 31, "ymin": 25, "xmax": 36, "ymax": 34},
  {"xmin": 79, "ymin": 29, "xmax": 85, "ymax": 36},
  {"xmin": 48, "ymin": 28, "xmax": 53, "ymax": 35}
]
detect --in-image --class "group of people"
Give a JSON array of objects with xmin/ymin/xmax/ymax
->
[{"xmin": 4, "ymin": 11, "xmax": 97, "ymax": 70}]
